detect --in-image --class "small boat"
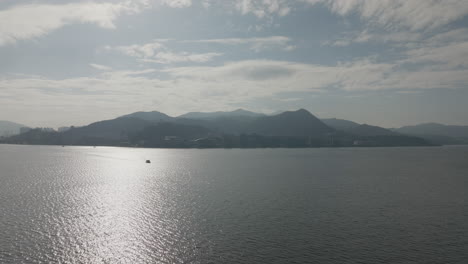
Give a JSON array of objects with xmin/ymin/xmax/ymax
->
[{"xmin": 146, "ymin": 160, "xmax": 151, "ymax": 163}]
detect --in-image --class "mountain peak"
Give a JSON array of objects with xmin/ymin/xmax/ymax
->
[
  {"xmin": 295, "ymin": 108, "xmax": 311, "ymax": 115},
  {"xmin": 249, "ymin": 109, "xmax": 333, "ymax": 136},
  {"xmin": 119, "ymin": 111, "xmax": 172, "ymax": 122},
  {"xmin": 277, "ymin": 109, "xmax": 314, "ymax": 118}
]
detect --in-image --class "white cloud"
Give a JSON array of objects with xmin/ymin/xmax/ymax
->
[
  {"xmin": 90, "ymin": 63, "xmax": 113, "ymax": 71},
  {"xmin": 405, "ymin": 41, "xmax": 468, "ymax": 70},
  {"xmin": 2, "ymin": 57, "xmax": 468, "ymax": 126},
  {"xmin": 325, "ymin": 30, "xmax": 423, "ymax": 47},
  {"xmin": 203, "ymin": 0, "xmax": 468, "ymax": 31},
  {"xmin": 303, "ymin": 0, "xmax": 468, "ymax": 31},
  {"xmin": 188, "ymin": 36, "xmax": 294, "ymax": 52},
  {"xmin": 425, "ymin": 28, "xmax": 468, "ymax": 45},
  {"xmin": 109, "ymin": 42, "xmax": 165, "ymax": 58},
  {"xmin": 201, "ymin": 0, "xmax": 292, "ymax": 18},
  {"xmin": 0, "ymin": 2, "xmax": 133, "ymax": 46},
  {"xmin": 107, "ymin": 40, "xmax": 222, "ymax": 63},
  {"xmin": 142, "ymin": 52, "xmax": 222, "ymax": 63},
  {"xmin": 0, "ymin": 1, "xmax": 196, "ymax": 46},
  {"xmin": 314, "ymin": 2, "xmax": 468, "ymax": 74},
  {"xmin": 162, "ymin": 0, "xmax": 192, "ymax": 8},
  {"xmin": 220, "ymin": 0, "xmax": 468, "ymax": 38},
  {"xmin": 163, "ymin": 58, "xmax": 468, "ymax": 93},
  {"xmin": 235, "ymin": 0, "xmax": 291, "ymax": 18}
]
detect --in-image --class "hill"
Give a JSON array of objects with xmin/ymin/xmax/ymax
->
[
  {"xmin": 0, "ymin": 109, "xmax": 434, "ymax": 148},
  {"xmin": 246, "ymin": 109, "xmax": 333, "ymax": 137},
  {"xmin": 322, "ymin": 118, "xmax": 396, "ymax": 136},
  {"xmin": 118, "ymin": 111, "xmax": 173, "ymax": 122},
  {"xmin": 130, "ymin": 122, "xmax": 214, "ymax": 148},
  {"xmin": 59, "ymin": 117, "xmax": 153, "ymax": 145},
  {"xmin": 321, "ymin": 118, "xmax": 359, "ymax": 130},
  {"xmin": 0, "ymin": 121, "xmax": 28, "ymax": 137},
  {"xmin": 395, "ymin": 123, "xmax": 468, "ymax": 145},
  {"xmin": 347, "ymin": 124, "xmax": 396, "ymax": 136}
]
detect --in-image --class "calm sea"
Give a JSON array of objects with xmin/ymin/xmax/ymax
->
[{"xmin": 1, "ymin": 145, "xmax": 467, "ymax": 263}]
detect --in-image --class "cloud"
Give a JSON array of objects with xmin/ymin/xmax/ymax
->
[
  {"xmin": 325, "ymin": 31, "xmax": 423, "ymax": 47},
  {"xmin": 162, "ymin": 0, "xmax": 192, "ymax": 8},
  {"xmin": 0, "ymin": 1, "xmax": 196, "ymax": 46},
  {"xmin": 303, "ymin": 0, "xmax": 468, "ymax": 31},
  {"xmin": 217, "ymin": 1, "xmax": 468, "ymax": 34},
  {"xmin": 163, "ymin": 60, "xmax": 302, "ymax": 82},
  {"xmin": 164, "ymin": 58, "xmax": 468, "ymax": 92},
  {"xmin": 0, "ymin": 2, "xmax": 134, "ymax": 46},
  {"xmin": 188, "ymin": 36, "xmax": 295, "ymax": 52},
  {"xmin": 107, "ymin": 40, "xmax": 222, "ymax": 63},
  {"xmin": 90, "ymin": 63, "xmax": 113, "ymax": 71},
  {"xmin": 3, "ymin": 56, "xmax": 468, "ymax": 126},
  {"xmin": 200, "ymin": 0, "xmax": 292, "ymax": 19},
  {"xmin": 314, "ymin": 2, "xmax": 468, "ymax": 73},
  {"xmin": 109, "ymin": 42, "xmax": 166, "ymax": 58},
  {"xmin": 405, "ymin": 41, "xmax": 468, "ymax": 70},
  {"xmin": 202, "ymin": 0, "xmax": 468, "ymax": 31},
  {"xmin": 325, "ymin": 28, "xmax": 468, "ymax": 73},
  {"xmin": 234, "ymin": 0, "xmax": 291, "ymax": 18},
  {"xmin": 141, "ymin": 52, "xmax": 222, "ymax": 64}
]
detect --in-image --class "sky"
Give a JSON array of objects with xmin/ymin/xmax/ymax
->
[{"xmin": 1, "ymin": 0, "xmax": 468, "ymax": 128}]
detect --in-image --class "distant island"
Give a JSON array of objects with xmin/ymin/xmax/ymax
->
[{"xmin": 2, "ymin": 109, "xmax": 467, "ymax": 148}]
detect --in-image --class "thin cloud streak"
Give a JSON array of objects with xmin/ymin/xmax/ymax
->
[
  {"xmin": 106, "ymin": 40, "xmax": 222, "ymax": 63},
  {"xmin": 186, "ymin": 36, "xmax": 295, "ymax": 52}
]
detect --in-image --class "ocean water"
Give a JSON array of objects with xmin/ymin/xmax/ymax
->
[{"xmin": 1, "ymin": 145, "xmax": 467, "ymax": 263}]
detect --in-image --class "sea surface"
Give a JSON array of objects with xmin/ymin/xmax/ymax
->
[{"xmin": 1, "ymin": 145, "xmax": 467, "ymax": 263}]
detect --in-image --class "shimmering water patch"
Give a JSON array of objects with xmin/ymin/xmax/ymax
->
[{"xmin": 1, "ymin": 145, "xmax": 468, "ymax": 263}]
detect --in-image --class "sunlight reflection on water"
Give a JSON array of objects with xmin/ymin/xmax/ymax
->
[{"xmin": 1, "ymin": 145, "xmax": 468, "ymax": 263}]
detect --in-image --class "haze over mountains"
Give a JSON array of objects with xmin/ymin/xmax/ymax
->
[
  {"xmin": 0, "ymin": 109, "xmax": 443, "ymax": 148},
  {"xmin": 393, "ymin": 123, "xmax": 468, "ymax": 145},
  {"xmin": 321, "ymin": 119, "xmax": 397, "ymax": 137},
  {"xmin": 1, "ymin": 109, "xmax": 468, "ymax": 147},
  {"xmin": 0, "ymin": 121, "xmax": 27, "ymax": 137}
]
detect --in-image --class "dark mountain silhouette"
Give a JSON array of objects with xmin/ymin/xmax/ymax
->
[
  {"xmin": 195, "ymin": 116, "xmax": 256, "ymax": 135},
  {"xmin": 134, "ymin": 122, "xmax": 211, "ymax": 139},
  {"xmin": 394, "ymin": 123, "xmax": 468, "ymax": 144},
  {"xmin": 322, "ymin": 118, "xmax": 396, "ymax": 136},
  {"xmin": 0, "ymin": 109, "xmax": 434, "ymax": 148},
  {"xmin": 61, "ymin": 117, "xmax": 152, "ymax": 144},
  {"xmin": 2, "ymin": 129, "xmax": 61, "ymax": 145},
  {"xmin": 130, "ymin": 122, "xmax": 213, "ymax": 148},
  {"xmin": 347, "ymin": 124, "xmax": 397, "ymax": 136},
  {"xmin": 246, "ymin": 109, "xmax": 333, "ymax": 137},
  {"xmin": 395, "ymin": 123, "xmax": 468, "ymax": 138},
  {"xmin": 0, "ymin": 121, "xmax": 27, "ymax": 136},
  {"xmin": 321, "ymin": 118, "xmax": 359, "ymax": 130},
  {"xmin": 268, "ymin": 110, "xmax": 287, "ymax": 116},
  {"xmin": 178, "ymin": 109, "xmax": 264, "ymax": 120},
  {"xmin": 119, "ymin": 111, "xmax": 173, "ymax": 122}
]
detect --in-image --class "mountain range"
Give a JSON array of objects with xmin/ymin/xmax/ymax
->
[
  {"xmin": 1, "ymin": 109, "xmax": 467, "ymax": 148},
  {"xmin": 392, "ymin": 123, "xmax": 468, "ymax": 145}
]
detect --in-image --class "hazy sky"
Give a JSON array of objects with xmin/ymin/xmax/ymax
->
[{"xmin": 1, "ymin": 0, "xmax": 468, "ymax": 128}]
